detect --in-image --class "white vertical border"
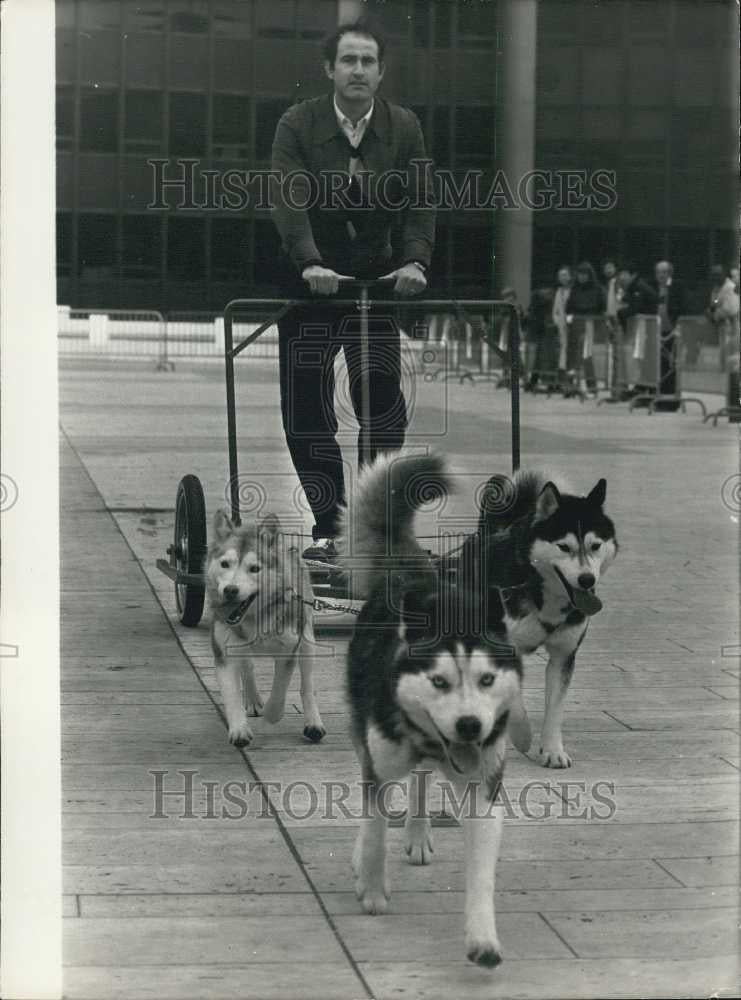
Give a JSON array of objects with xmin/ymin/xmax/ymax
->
[{"xmin": 0, "ymin": 0, "xmax": 62, "ymax": 997}]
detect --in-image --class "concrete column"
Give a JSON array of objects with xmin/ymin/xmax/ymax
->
[{"xmin": 495, "ymin": 0, "xmax": 537, "ymax": 308}]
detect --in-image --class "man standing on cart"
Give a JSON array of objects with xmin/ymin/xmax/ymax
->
[{"xmin": 270, "ymin": 19, "xmax": 435, "ymax": 562}]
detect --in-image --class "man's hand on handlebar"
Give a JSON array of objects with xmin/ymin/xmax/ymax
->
[
  {"xmin": 301, "ymin": 265, "xmax": 354, "ymax": 296},
  {"xmin": 379, "ymin": 263, "xmax": 427, "ymax": 297}
]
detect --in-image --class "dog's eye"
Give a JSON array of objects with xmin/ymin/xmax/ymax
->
[
  {"xmin": 431, "ymin": 675, "xmax": 450, "ymax": 691},
  {"xmin": 557, "ymin": 543, "xmax": 571, "ymax": 554},
  {"xmin": 480, "ymin": 673, "xmax": 495, "ymax": 687},
  {"xmin": 220, "ymin": 559, "xmax": 230, "ymax": 569},
  {"xmin": 590, "ymin": 542, "xmax": 601, "ymax": 552},
  {"xmin": 249, "ymin": 564, "xmax": 261, "ymax": 574}
]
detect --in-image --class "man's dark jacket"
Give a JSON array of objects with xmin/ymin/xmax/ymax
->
[
  {"xmin": 270, "ymin": 94, "xmax": 435, "ymax": 280},
  {"xmin": 618, "ymin": 276, "xmax": 658, "ymax": 327},
  {"xmin": 649, "ymin": 277, "xmax": 687, "ymax": 328}
]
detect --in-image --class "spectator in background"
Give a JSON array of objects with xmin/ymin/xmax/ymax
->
[
  {"xmin": 708, "ymin": 264, "xmax": 740, "ymax": 372},
  {"xmin": 651, "ymin": 260, "xmax": 686, "ymax": 410},
  {"xmin": 494, "ymin": 286, "xmax": 526, "ymax": 384},
  {"xmin": 524, "ymin": 286, "xmax": 556, "ymax": 391},
  {"xmin": 552, "ymin": 265, "xmax": 572, "ymax": 390},
  {"xmin": 602, "ymin": 257, "xmax": 627, "ymax": 398},
  {"xmin": 617, "ymin": 261, "xmax": 658, "ymax": 395},
  {"xmin": 565, "ymin": 261, "xmax": 604, "ymax": 394}
]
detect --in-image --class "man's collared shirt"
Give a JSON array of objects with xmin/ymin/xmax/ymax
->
[{"xmin": 334, "ymin": 97, "xmax": 374, "ymax": 174}]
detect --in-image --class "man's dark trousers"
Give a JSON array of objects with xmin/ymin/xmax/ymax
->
[{"xmin": 278, "ymin": 290, "xmax": 407, "ymax": 540}]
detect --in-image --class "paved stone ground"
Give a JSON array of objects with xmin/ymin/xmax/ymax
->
[{"xmin": 59, "ymin": 356, "xmax": 739, "ymax": 999}]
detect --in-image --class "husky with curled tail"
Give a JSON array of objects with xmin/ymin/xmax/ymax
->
[
  {"xmin": 458, "ymin": 468, "xmax": 619, "ymax": 767},
  {"xmin": 338, "ymin": 453, "xmax": 522, "ymax": 969}
]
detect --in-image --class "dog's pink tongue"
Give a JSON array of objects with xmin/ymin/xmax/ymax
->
[
  {"xmin": 573, "ymin": 590, "xmax": 602, "ymax": 615},
  {"xmin": 450, "ymin": 743, "xmax": 482, "ymax": 775}
]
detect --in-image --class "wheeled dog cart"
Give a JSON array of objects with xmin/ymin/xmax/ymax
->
[{"xmin": 156, "ymin": 280, "xmax": 521, "ymax": 630}]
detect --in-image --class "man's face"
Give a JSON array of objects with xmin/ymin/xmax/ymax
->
[
  {"xmin": 617, "ymin": 269, "xmax": 633, "ymax": 287},
  {"xmin": 326, "ymin": 32, "xmax": 384, "ymax": 104},
  {"xmin": 603, "ymin": 261, "xmax": 616, "ymax": 279},
  {"xmin": 655, "ymin": 262, "xmax": 671, "ymax": 285},
  {"xmin": 557, "ymin": 267, "xmax": 571, "ymax": 286},
  {"xmin": 730, "ymin": 267, "xmax": 740, "ymax": 285}
]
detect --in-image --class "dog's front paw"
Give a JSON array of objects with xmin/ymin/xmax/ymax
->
[
  {"xmin": 355, "ymin": 879, "xmax": 390, "ymax": 915},
  {"xmin": 303, "ymin": 724, "xmax": 326, "ymax": 743},
  {"xmin": 540, "ymin": 745, "xmax": 572, "ymax": 768},
  {"xmin": 228, "ymin": 718, "xmax": 254, "ymax": 747},
  {"xmin": 246, "ymin": 695, "xmax": 264, "ymax": 718},
  {"xmin": 466, "ymin": 937, "xmax": 503, "ymax": 969},
  {"xmin": 404, "ymin": 825, "xmax": 433, "ymax": 866}
]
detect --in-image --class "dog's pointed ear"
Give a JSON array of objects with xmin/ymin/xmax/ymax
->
[
  {"xmin": 259, "ymin": 512, "xmax": 281, "ymax": 547},
  {"xmin": 535, "ymin": 482, "xmax": 561, "ymax": 521},
  {"xmin": 213, "ymin": 509, "xmax": 234, "ymax": 542},
  {"xmin": 587, "ymin": 478, "xmax": 607, "ymax": 507}
]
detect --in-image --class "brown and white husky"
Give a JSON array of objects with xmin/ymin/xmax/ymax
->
[{"xmin": 206, "ymin": 510, "xmax": 325, "ymax": 747}]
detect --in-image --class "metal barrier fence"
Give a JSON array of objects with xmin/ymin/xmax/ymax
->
[{"xmin": 57, "ymin": 304, "xmax": 738, "ymax": 417}]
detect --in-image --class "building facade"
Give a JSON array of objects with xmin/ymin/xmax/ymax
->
[{"xmin": 55, "ymin": 0, "xmax": 738, "ymax": 311}]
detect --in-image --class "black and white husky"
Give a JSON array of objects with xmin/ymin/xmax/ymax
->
[
  {"xmin": 339, "ymin": 454, "xmax": 523, "ymax": 968},
  {"xmin": 459, "ymin": 469, "xmax": 619, "ymax": 767}
]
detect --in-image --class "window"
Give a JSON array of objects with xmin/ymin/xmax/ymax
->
[
  {"xmin": 79, "ymin": 90, "xmax": 118, "ymax": 153},
  {"xmin": 214, "ymin": 39, "xmax": 253, "ymax": 91},
  {"xmin": 432, "ymin": 107, "xmax": 451, "ymax": 168},
  {"xmin": 582, "ymin": 2, "xmax": 623, "ymax": 45},
  {"xmin": 79, "ymin": 29, "xmax": 121, "ymax": 85},
  {"xmin": 455, "ymin": 106, "xmax": 495, "ymax": 167},
  {"xmin": 169, "ymin": 1, "xmax": 210, "ymax": 34},
  {"xmin": 169, "ymin": 93, "xmax": 207, "ymax": 156},
  {"xmin": 536, "ymin": 48, "xmax": 579, "ymax": 104},
  {"xmin": 671, "ymin": 109, "xmax": 711, "ymax": 169},
  {"xmin": 78, "ymin": 0, "xmax": 120, "ymax": 29},
  {"xmin": 123, "ymin": 215, "xmax": 162, "ymax": 279},
  {"xmin": 452, "ymin": 221, "xmax": 492, "ymax": 285},
  {"xmin": 253, "ymin": 218, "xmax": 283, "ymax": 285},
  {"xmin": 257, "ymin": 0, "xmax": 294, "ymax": 39},
  {"xmin": 255, "ymin": 98, "xmax": 292, "ymax": 159},
  {"xmin": 57, "ymin": 213, "xmax": 73, "ymax": 279},
  {"xmin": 582, "ymin": 49, "xmax": 622, "ymax": 103},
  {"xmin": 211, "ymin": 219, "xmax": 251, "ymax": 281},
  {"xmin": 628, "ymin": 46, "xmax": 669, "ymax": 105},
  {"xmin": 576, "ymin": 228, "xmax": 615, "ymax": 270},
  {"xmin": 458, "ymin": 0, "xmax": 496, "ymax": 48},
  {"xmin": 412, "ymin": 0, "xmax": 430, "ymax": 48},
  {"xmin": 213, "ymin": 95, "xmax": 251, "ymax": 158},
  {"xmin": 675, "ymin": 2, "xmax": 717, "ymax": 47},
  {"xmin": 167, "ymin": 217, "xmax": 205, "ymax": 280},
  {"xmin": 78, "ymin": 214, "xmax": 117, "ymax": 279},
  {"xmin": 125, "ymin": 91, "xmax": 162, "ymax": 153},
  {"xmin": 296, "ymin": 0, "xmax": 335, "ymax": 40},
  {"xmin": 214, "ymin": 1, "xmax": 253, "ymax": 37},
  {"xmin": 628, "ymin": 0, "xmax": 667, "ymax": 39},
  {"xmin": 124, "ymin": 2, "xmax": 166, "ymax": 32},
  {"xmin": 674, "ymin": 51, "xmax": 714, "ymax": 105},
  {"xmin": 622, "ymin": 226, "xmax": 666, "ymax": 274},
  {"xmin": 56, "ymin": 86, "xmax": 75, "ymax": 149},
  {"xmin": 667, "ymin": 228, "xmax": 710, "ymax": 282},
  {"xmin": 434, "ymin": 3, "xmax": 452, "ymax": 47}
]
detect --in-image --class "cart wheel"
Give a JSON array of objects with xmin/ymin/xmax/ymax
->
[{"xmin": 174, "ymin": 474, "xmax": 207, "ymax": 627}]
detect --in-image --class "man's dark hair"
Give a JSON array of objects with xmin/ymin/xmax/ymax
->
[
  {"xmin": 620, "ymin": 260, "xmax": 639, "ymax": 275},
  {"xmin": 322, "ymin": 18, "xmax": 386, "ymax": 66}
]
